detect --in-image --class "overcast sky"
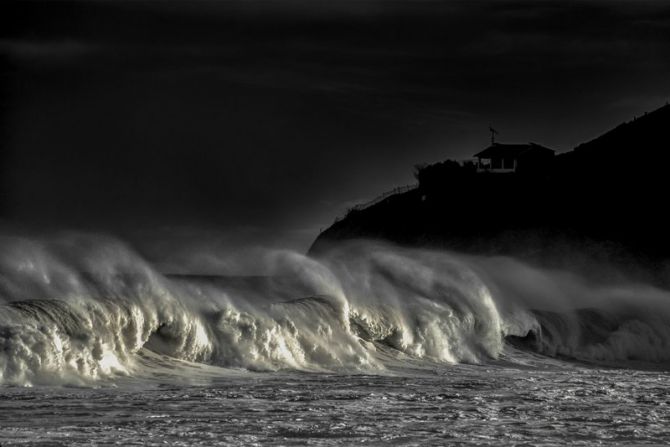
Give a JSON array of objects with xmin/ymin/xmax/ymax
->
[{"xmin": 2, "ymin": 0, "xmax": 670, "ymax": 257}]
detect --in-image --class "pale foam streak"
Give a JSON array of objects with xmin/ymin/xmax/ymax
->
[{"xmin": 1, "ymin": 235, "xmax": 670, "ymax": 386}]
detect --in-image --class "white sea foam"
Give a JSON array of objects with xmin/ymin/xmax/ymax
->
[{"xmin": 1, "ymin": 235, "xmax": 670, "ymax": 386}]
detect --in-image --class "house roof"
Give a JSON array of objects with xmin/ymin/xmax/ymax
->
[{"xmin": 473, "ymin": 143, "xmax": 554, "ymax": 159}]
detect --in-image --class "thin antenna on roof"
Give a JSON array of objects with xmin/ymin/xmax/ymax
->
[{"xmin": 489, "ymin": 126, "xmax": 499, "ymax": 145}]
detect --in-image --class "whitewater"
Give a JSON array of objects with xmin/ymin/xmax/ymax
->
[{"xmin": 1, "ymin": 234, "xmax": 670, "ymax": 445}]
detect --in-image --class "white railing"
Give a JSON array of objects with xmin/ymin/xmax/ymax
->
[
  {"xmin": 348, "ymin": 183, "xmax": 418, "ymax": 212},
  {"xmin": 330, "ymin": 183, "xmax": 418, "ymax": 225}
]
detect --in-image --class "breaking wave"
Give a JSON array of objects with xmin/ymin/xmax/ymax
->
[{"xmin": 1, "ymin": 235, "xmax": 670, "ymax": 386}]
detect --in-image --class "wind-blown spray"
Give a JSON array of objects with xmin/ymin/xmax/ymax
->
[{"xmin": 1, "ymin": 235, "xmax": 669, "ymax": 386}]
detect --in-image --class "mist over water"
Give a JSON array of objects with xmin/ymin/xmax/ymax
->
[{"xmin": 1, "ymin": 233, "xmax": 669, "ymax": 387}]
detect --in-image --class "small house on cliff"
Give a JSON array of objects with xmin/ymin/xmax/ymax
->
[{"xmin": 474, "ymin": 143, "xmax": 554, "ymax": 174}]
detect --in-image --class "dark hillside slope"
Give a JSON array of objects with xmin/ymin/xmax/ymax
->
[{"xmin": 310, "ymin": 104, "xmax": 670, "ymax": 277}]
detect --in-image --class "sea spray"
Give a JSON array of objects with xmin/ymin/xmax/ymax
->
[
  {"xmin": 2, "ymin": 234, "xmax": 670, "ymax": 386},
  {"xmin": 0, "ymin": 234, "xmax": 213, "ymax": 385},
  {"xmin": 473, "ymin": 255, "xmax": 670, "ymax": 363}
]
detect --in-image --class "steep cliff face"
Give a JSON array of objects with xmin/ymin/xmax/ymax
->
[{"xmin": 310, "ymin": 104, "xmax": 670, "ymax": 277}]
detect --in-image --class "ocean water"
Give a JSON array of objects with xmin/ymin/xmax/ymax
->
[
  {"xmin": 2, "ymin": 236, "xmax": 670, "ymax": 445},
  {"xmin": 2, "ymin": 359, "xmax": 670, "ymax": 445}
]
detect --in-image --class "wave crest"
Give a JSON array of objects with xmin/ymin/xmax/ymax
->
[{"xmin": 2, "ymin": 235, "xmax": 670, "ymax": 385}]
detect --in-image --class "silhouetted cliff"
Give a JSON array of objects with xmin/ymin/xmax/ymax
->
[{"xmin": 310, "ymin": 104, "xmax": 670, "ymax": 278}]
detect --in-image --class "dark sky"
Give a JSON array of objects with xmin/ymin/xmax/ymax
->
[{"xmin": 2, "ymin": 0, "xmax": 670, "ymax": 255}]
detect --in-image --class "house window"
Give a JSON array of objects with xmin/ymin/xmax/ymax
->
[
  {"xmin": 492, "ymin": 158, "xmax": 503, "ymax": 169},
  {"xmin": 504, "ymin": 158, "xmax": 515, "ymax": 169}
]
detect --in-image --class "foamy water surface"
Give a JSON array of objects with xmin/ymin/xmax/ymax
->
[
  {"xmin": 2, "ymin": 235, "xmax": 670, "ymax": 444},
  {"xmin": 2, "ymin": 359, "xmax": 670, "ymax": 445}
]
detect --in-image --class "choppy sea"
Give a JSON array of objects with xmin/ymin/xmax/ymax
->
[{"xmin": 2, "ymin": 236, "xmax": 670, "ymax": 445}]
